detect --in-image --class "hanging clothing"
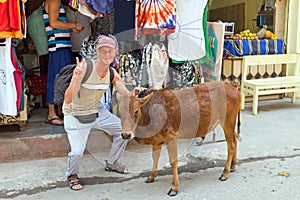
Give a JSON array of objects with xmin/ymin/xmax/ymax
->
[
  {"xmin": 27, "ymin": 6, "xmax": 49, "ymax": 56},
  {"xmin": 90, "ymin": 12, "xmax": 115, "ymax": 36},
  {"xmin": 14, "ymin": 48, "xmax": 26, "ymax": 110},
  {"xmin": 198, "ymin": 3, "xmax": 212, "ymax": 64},
  {"xmin": 86, "ymin": 0, "xmax": 114, "ymax": 15},
  {"xmin": 149, "ymin": 43, "xmax": 169, "ymax": 89},
  {"xmin": 11, "ymin": 45, "xmax": 24, "ymax": 111},
  {"xmin": 0, "ymin": 0, "xmax": 23, "ymax": 39},
  {"xmin": 169, "ymin": 61, "xmax": 197, "ymax": 90},
  {"xmin": 78, "ymin": 2, "xmax": 97, "ymax": 20},
  {"xmin": 66, "ymin": 6, "xmax": 92, "ymax": 53},
  {"xmin": 114, "ymin": 0, "xmax": 135, "ymax": 41},
  {"xmin": 135, "ymin": 0, "xmax": 176, "ymax": 37},
  {"xmin": 69, "ymin": 0, "xmax": 79, "ymax": 10},
  {"xmin": 168, "ymin": 0, "xmax": 207, "ymax": 61},
  {"xmin": 0, "ymin": 38, "xmax": 17, "ymax": 116},
  {"xmin": 201, "ymin": 22, "xmax": 226, "ymax": 82}
]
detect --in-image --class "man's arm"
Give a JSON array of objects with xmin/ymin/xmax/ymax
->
[
  {"xmin": 46, "ymin": 0, "xmax": 83, "ymax": 32},
  {"xmin": 64, "ymin": 58, "xmax": 87, "ymax": 104}
]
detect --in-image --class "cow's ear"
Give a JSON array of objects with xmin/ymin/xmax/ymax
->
[{"xmin": 139, "ymin": 92, "xmax": 154, "ymax": 106}]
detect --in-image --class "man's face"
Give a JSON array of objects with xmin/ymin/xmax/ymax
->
[{"xmin": 97, "ymin": 46, "xmax": 116, "ymax": 65}]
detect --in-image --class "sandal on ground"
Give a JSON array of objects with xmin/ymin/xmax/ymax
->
[
  {"xmin": 68, "ymin": 174, "xmax": 83, "ymax": 191},
  {"xmin": 45, "ymin": 117, "xmax": 64, "ymax": 126},
  {"xmin": 105, "ymin": 161, "xmax": 129, "ymax": 174}
]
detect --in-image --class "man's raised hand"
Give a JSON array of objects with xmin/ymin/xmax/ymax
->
[{"xmin": 73, "ymin": 57, "xmax": 87, "ymax": 80}]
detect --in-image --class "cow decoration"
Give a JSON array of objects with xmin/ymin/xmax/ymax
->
[{"xmin": 117, "ymin": 81, "xmax": 241, "ymax": 196}]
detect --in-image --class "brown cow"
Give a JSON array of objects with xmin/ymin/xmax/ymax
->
[{"xmin": 117, "ymin": 81, "xmax": 241, "ymax": 196}]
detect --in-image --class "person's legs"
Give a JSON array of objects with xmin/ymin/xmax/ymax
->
[
  {"xmin": 94, "ymin": 107, "xmax": 128, "ymax": 170},
  {"xmin": 47, "ymin": 104, "xmax": 63, "ymax": 125},
  {"xmin": 64, "ymin": 115, "xmax": 92, "ymax": 190},
  {"xmin": 46, "ymin": 49, "xmax": 73, "ymax": 124}
]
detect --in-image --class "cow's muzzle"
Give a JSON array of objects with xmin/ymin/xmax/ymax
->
[{"xmin": 121, "ymin": 132, "xmax": 132, "ymax": 140}]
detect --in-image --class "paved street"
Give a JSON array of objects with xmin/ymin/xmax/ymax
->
[{"xmin": 1, "ymin": 98, "xmax": 300, "ymax": 200}]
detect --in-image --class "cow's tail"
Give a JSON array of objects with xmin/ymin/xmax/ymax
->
[{"xmin": 236, "ymin": 107, "xmax": 242, "ymax": 141}]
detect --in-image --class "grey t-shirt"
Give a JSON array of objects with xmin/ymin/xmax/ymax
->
[{"xmin": 66, "ymin": 7, "xmax": 92, "ymax": 52}]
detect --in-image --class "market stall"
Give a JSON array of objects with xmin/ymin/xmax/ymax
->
[
  {"xmin": 221, "ymin": 37, "xmax": 287, "ymax": 101},
  {"xmin": 223, "ymin": 38, "xmax": 285, "ymax": 57}
]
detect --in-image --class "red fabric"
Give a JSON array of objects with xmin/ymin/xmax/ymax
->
[
  {"xmin": 0, "ymin": 0, "xmax": 20, "ymax": 31},
  {"xmin": 11, "ymin": 47, "xmax": 23, "ymax": 110},
  {"xmin": 28, "ymin": 74, "xmax": 47, "ymax": 96}
]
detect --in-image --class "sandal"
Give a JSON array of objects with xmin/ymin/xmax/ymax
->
[
  {"xmin": 105, "ymin": 161, "xmax": 129, "ymax": 174},
  {"xmin": 68, "ymin": 174, "xmax": 83, "ymax": 191},
  {"xmin": 45, "ymin": 117, "xmax": 64, "ymax": 126}
]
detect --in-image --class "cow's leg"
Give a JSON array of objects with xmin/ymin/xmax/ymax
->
[
  {"xmin": 230, "ymin": 131, "xmax": 238, "ymax": 173},
  {"xmin": 166, "ymin": 138, "xmax": 179, "ymax": 196},
  {"xmin": 219, "ymin": 125, "xmax": 237, "ymax": 181},
  {"xmin": 145, "ymin": 144, "xmax": 162, "ymax": 183}
]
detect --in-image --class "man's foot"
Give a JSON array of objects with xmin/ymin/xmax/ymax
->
[
  {"xmin": 68, "ymin": 174, "xmax": 83, "ymax": 191},
  {"xmin": 105, "ymin": 161, "xmax": 129, "ymax": 174}
]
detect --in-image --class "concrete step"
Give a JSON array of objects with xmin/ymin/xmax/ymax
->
[{"xmin": 0, "ymin": 108, "xmax": 141, "ymax": 163}]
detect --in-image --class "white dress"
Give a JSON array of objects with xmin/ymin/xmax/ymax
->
[
  {"xmin": 0, "ymin": 38, "xmax": 17, "ymax": 116},
  {"xmin": 168, "ymin": 0, "xmax": 207, "ymax": 61}
]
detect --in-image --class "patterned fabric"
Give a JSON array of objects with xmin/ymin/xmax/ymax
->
[
  {"xmin": 135, "ymin": 0, "xmax": 176, "ymax": 37},
  {"xmin": 42, "ymin": 3, "xmax": 72, "ymax": 52},
  {"xmin": 90, "ymin": 12, "xmax": 114, "ymax": 36},
  {"xmin": 117, "ymin": 50, "xmax": 141, "ymax": 86},
  {"xmin": 169, "ymin": 61, "xmax": 197, "ymax": 90},
  {"xmin": 223, "ymin": 39, "xmax": 285, "ymax": 57},
  {"xmin": 69, "ymin": 0, "xmax": 79, "ymax": 10}
]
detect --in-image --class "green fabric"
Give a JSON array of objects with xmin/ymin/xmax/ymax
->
[
  {"xmin": 27, "ymin": 7, "xmax": 48, "ymax": 56},
  {"xmin": 198, "ymin": 3, "xmax": 212, "ymax": 64}
]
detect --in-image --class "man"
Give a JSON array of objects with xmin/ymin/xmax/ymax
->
[{"xmin": 63, "ymin": 35, "xmax": 143, "ymax": 191}]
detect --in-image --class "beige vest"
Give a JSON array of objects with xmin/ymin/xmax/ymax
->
[{"xmin": 63, "ymin": 63, "xmax": 110, "ymax": 116}]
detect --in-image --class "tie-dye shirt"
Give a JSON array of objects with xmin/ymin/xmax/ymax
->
[{"xmin": 135, "ymin": 0, "xmax": 176, "ymax": 36}]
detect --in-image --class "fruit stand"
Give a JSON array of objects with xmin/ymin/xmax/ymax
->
[{"xmin": 221, "ymin": 28, "xmax": 287, "ymax": 101}]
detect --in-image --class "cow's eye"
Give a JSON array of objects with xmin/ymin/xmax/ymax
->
[{"xmin": 134, "ymin": 109, "xmax": 139, "ymax": 117}]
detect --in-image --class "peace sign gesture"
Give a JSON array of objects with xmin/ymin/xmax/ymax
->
[{"xmin": 73, "ymin": 57, "xmax": 87, "ymax": 81}]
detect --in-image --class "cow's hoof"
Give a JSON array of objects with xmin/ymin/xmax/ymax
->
[
  {"xmin": 218, "ymin": 175, "xmax": 228, "ymax": 181},
  {"xmin": 167, "ymin": 188, "xmax": 178, "ymax": 196},
  {"xmin": 145, "ymin": 177, "xmax": 154, "ymax": 183},
  {"xmin": 230, "ymin": 168, "xmax": 236, "ymax": 173}
]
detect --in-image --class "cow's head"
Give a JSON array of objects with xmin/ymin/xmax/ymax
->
[{"xmin": 117, "ymin": 92, "xmax": 154, "ymax": 140}]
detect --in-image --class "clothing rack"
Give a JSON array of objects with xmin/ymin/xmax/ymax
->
[
  {"xmin": 0, "ymin": 96, "xmax": 28, "ymax": 131},
  {"xmin": 0, "ymin": 38, "xmax": 28, "ymax": 131}
]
